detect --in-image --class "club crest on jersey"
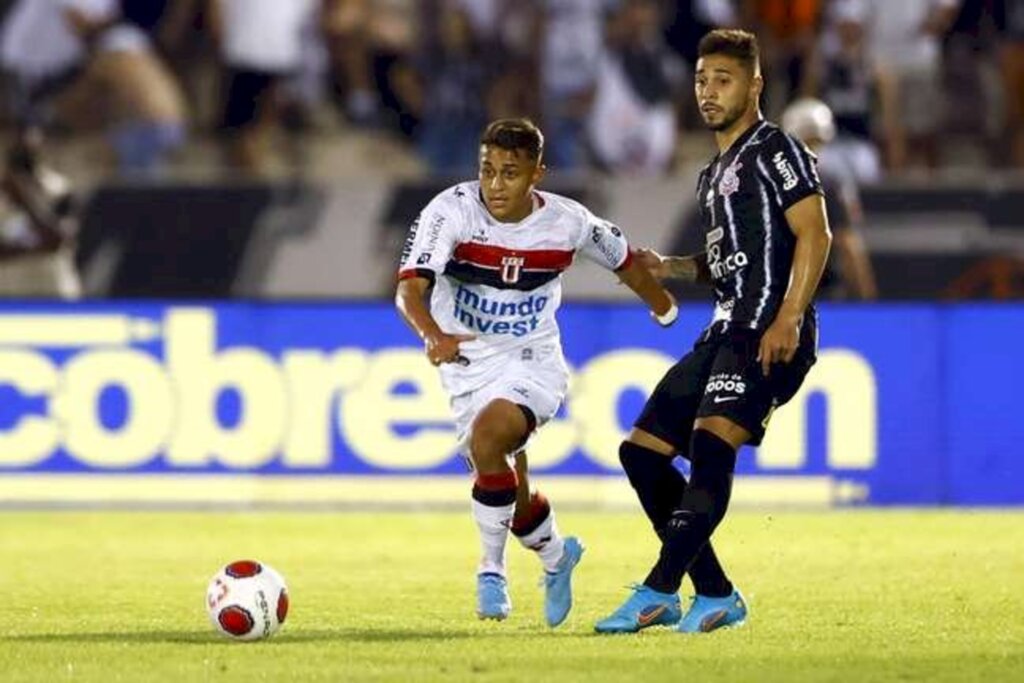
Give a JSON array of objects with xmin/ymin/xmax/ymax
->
[
  {"xmin": 501, "ymin": 255, "xmax": 526, "ymax": 283},
  {"xmin": 718, "ymin": 162, "xmax": 743, "ymax": 197}
]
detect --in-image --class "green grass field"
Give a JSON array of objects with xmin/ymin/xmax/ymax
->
[{"xmin": 1, "ymin": 510, "xmax": 1022, "ymax": 682}]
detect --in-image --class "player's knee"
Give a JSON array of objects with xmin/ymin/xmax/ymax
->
[
  {"xmin": 692, "ymin": 416, "xmax": 750, "ymax": 449},
  {"xmin": 689, "ymin": 429, "xmax": 737, "ymax": 466},
  {"xmin": 469, "ymin": 426, "xmax": 503, "ymax": 466},
  {"xmin": 473, "ymin": 404, "xmax": 528, "ymax": 454},
  {"xmin": 470, "ymin": 422, "xmax": 516, "ymax": 469},
  {"xmin": 619, "ymin": 440, "xmax": 649, "ymax": 474}
]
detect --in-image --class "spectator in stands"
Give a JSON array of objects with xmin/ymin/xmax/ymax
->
[
  {"xmin": 535, "ymin": 0, "xmax": 606, "ymax": 172},
  {"xmin": 208, "ymin": 0, "xmax": 322, "ymax": 172},
  {"xmin": 782, "ymin": 98, "xmax": 878, "ymax": 299},
  {"xmin": 414, "ymin": 0, "xmax": 490, "ymax": 174},
  {"xmin": 0, "ymin": 125, "xmax": 82, "ymax": 298},
  {"xmin": 375, "ymin": 0, "xmax": 423, "ymax": 137},
  {"xmin": 663, "ymin": 0, "xmax": 740, "ymax": 66},
  {"xmin": 0, "ymin": 0, "xmax": 85, "ymax": 126},
  {"xmin": 2, "ymin": 0, "xmax": 186, "ymax": 174},
  {"xmin": 322, "ymin": 0, "xmax": 378, "ymax": 126},
  {"xmin": 588, "ymin": 0, "xmax": 685, "ymax": 175},
  {"xmin": 58, "ymin": 0, "xmax": 187, "ymax": 173},
  {"xmin": 994, "ymin": 0, "xmax": 1024, "ymax": 166},
  {"xmin": 741, "ymin": 0, "xmax": 823, "ymax": 114},
  {"xmin": 840, "ymin": 0, "xmax": 960, "ymax": 172},
  {"xmin": 473, "ymin": 0, "xmax": 543, "ymax": 121},
  {"xmin": 803, "ymin": 1, "xmax": 882, "ymax": 183}
]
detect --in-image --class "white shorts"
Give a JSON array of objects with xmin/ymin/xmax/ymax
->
[{"xmin": 451, "ymin": 350, "xmax": 569, "ymax": 463}]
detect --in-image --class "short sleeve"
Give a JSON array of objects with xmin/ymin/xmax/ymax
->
[
  {"xmin": 758, "ymin": 131, "xmax": 823, "ymax": 212},
  {"xmin": 576, "ymin": 207, "xmax": 632, "ymax": 272},
  {"xmin": 397, "ymin": 196, "xmax": 461, "ymax": 283}
]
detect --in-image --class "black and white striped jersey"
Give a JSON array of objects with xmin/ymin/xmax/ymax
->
[{"xmin": 694, "ymin": 120, "xmax": 823, "ymax": 336}]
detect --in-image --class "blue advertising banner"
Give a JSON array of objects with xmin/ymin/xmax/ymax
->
[{"xmin": 0, "ymin": 302, "xmax": 1021, "ymax": 505}]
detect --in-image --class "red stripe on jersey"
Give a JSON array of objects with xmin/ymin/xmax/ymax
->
[
  {"xmin": 397, "ymin": 268, "xmax": 435, "ymax": 282},
  {"xmin": 452, "ymin": 243, "xmax": 574, "ymax": 271}
]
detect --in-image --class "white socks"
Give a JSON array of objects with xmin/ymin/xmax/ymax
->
[
  {"xmin": 515, "ymin": 510, "xmax": 566, "ymax": 573},
  {"xmin": 472, "ymin": 498, "xmax": 515, "ymax": 576}
]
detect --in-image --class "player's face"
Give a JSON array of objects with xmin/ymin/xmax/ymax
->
[
  {"xmin": 695, "ymin": 55, "xmax": 761, "ymax": 132},
  {"xmin": 479, "ymin": 146, "xmax": 545, "ymax": 223}
]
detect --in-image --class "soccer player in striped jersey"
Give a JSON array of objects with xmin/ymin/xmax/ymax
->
[
  {"xmin": 395, "ymin": 118, "xmax": 677, "ymax": 626},
  {"xmin": 595, "ymin": 29, "xmax": 833, "ymax": 634}
]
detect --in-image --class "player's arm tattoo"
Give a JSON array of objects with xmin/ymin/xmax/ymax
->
[{"xmin": 662, "ymin": 253, "xmax": 712, "ymax": 284}]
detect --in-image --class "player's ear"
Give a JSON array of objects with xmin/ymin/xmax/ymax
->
[
  {"xmin": 750, "ymin": 73, "xmax": 764, "ymax": 102},
  {"xmin": 532, "ymin": 159, "xmax": 546, "ymax": 185}
]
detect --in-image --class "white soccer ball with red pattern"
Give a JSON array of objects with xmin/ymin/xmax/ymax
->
[{"xmin": 205, "ymin": 560, "xmax": 289, "ymax": 641}]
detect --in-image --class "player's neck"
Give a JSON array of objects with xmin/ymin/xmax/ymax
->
[{"xmin": 714, "ymin": 112, "xmax": 763, "ymax": 155}]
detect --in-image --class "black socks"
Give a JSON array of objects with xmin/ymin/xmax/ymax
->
[
  {"xmin": 619, "ymin": 440, "xmax": 733, "ymax": 597},
  {"xmin": 641, "ymin": 430, "xmax": 737, "ymax": 595}
]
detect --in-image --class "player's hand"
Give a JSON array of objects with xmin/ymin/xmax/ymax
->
[
  {"xmin": 424, "ymin": 331, "xmax": 476, "ymax": 366},
  {"xmin": 758, "ymin": 312, "xmax": 800, "ymax": 376},
  {"xmin": 634, "ymin": 248, "xmax": 668, "ymax": 279}
]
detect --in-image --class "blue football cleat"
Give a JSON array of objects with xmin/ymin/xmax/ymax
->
[
  {"xmin": 676, "ymin": 588, "xmax": 748, "ymax": 633},
  {"xmin": 543, "ymin": 536, "xmax": 584, "ymax": 627},
  {"xmin": 477, "ymin": 573, "xmax": 511, "ymax": 620},
  {"xmin": 594, "ymin": 584, "xmax": 682, "ymax": 634}
]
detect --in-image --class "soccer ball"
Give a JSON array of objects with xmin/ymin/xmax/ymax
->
[{"xmin": 205, "ymin": 560, "xmax": 289, "ymax": 641}]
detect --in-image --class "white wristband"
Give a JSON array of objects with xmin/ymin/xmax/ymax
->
[{"xmin": 652, "ymin": 301, "xmax": 678, "ymax": 327}]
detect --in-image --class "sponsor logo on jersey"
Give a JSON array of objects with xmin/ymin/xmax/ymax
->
[
  {"xmin": 706, "ymin": 227, "xmax": 724, "ymax": 247},
  {"xmin": 705, "ymin": 372, "xmax": 747, "ymax": 398},
  {"xmin": 772, "ymin": 151, "xmax": 798, "ymax": 191},
  {"xmin": 718, "ymin": 162, "xmax": 743, "ymax": 197},
  {"xmin": 708, "ymin": 243, "xmax": 749, "ymax": 279},
  {"xmin": 452, "ymin": 285, "xmax": 548, "ymax": 337},
  {"xmin": 424, "ymin": 215, "xmax": 445, "ymax": 252}
]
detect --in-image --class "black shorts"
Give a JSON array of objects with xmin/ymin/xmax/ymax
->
[
  {"xmin": 222, "ymin": 68, "xmax": 283, "ymax": 131},
  {"xmin": 634, "ymin": 323, "xmax": 817, "ymax": 452}
]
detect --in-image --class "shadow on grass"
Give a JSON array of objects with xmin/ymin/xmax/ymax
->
[{"xmin": 1, "ymin": 627, "xmax": 590, "ymax": 645}]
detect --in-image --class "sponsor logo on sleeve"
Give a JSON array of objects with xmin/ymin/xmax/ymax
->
[
  {"xmin": 591, "ymin": 223, "xmax": 627, "ymax": 266},
  {"xmin": 772, "ymin": 151, "xmax": 798, "ymax": 191},
  {"xmin": 400, "ymin": 217, "xmax": 420, "ymax": 265}
]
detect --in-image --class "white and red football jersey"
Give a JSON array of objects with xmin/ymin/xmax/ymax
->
[{"xmin": 398, "ymin": 181, "xmax": 633, "ymax": 394}]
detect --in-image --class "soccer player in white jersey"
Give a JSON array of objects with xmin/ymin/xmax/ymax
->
[{"xmin": 395, "ymin": 118, "xmax": 677, "ymax": 625}]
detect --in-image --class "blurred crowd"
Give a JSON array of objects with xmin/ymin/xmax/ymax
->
[{"xmin": 0, "ymin": 0, "xmax": 1020, "ymax": 180}]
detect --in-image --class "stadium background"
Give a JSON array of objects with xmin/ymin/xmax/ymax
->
[{"xmin": 0, "ymin": 2, "xmax": 1022, "ymax": 681}]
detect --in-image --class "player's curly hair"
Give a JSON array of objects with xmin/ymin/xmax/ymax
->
[
  {"xmin": 480, "ymin": 118, "xmax": 544, "ymax": 162},
  {"xmin": 698, "ymin": 29, "xmax": 761, "ymax": 76}
]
